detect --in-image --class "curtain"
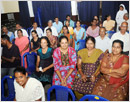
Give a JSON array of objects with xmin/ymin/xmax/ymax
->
[
  {"xmin": 19, "ymin": 1, "xmax": 31, "ymax": 28},
  {"xmin": 32, "ymin": 1, "xmax": 71, "ymax": 26},
  {"xmin": 102, "ymin": 1, "xmax": 129, "ymax": 21},
  {"xmin": 77, "ymin": 1, "xmax": 100, "ymax": 22}
]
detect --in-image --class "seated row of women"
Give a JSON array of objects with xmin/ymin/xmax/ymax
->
[{"xmin": 13, "ymin": 35, "xmax": 129, "ymax": 101}]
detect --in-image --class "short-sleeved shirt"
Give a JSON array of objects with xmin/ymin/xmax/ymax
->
[
  {"xmin": 95, "ymin": 36, "xmax": 110, "ymax": 52},
  {"xmin": 110, "ymin": 31, "xmax": 129, "ymax": 52},
  {"xmin": 30, "ymin": 27, "xmax": 44, "ymax": 40},
  {"xmin": 14, "ymin": 29, "xmax": 28, "ymax": 38},
  {"xmin": 31, "ymin": 38, "xmax": 41, "ymax": 50},
  {"xmin": 1, "ymin": 44, "xmax": 21, "ymax": 68},
  {"xmin": 53, "ymin": 21, "xmax": 63, "ymax": 33},
  {"xmin": 64, "ymin": 19, "xmax": 75, "ymax": 28},
  {"xmin": 14, "ymin": 77, "xmax": 45, "ymax": 101},
  {"xmin": 44, "ymin": 26, "xmax": 58, "ymax": 36},
  {"xmin": 103, "ymin": 20, "xmax": 115, "ymax": 31},
  {"xmin": 3, "ymin": 31, "xmax": 15, "ymax": 43}
]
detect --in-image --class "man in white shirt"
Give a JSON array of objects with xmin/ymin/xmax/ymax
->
[
  {"xmin": 14, "ymin": 24, "xmax": 28, "ymax": 38},
  {"xmin": 53, "ymin": 17, "xmax": 63, "ymax": 35},
  {"xmin": 110, "ymin": 22, "xmax": 129, "ymax": 55},
  {"xmin": 30, "ymin": 22, "xmax": 44, "ymax": 40},
  {"xmin": 95, "ymin": 27, "xmax": 110, "ymax": 52},
  {"xmin": 123, "ymin": 13, "xmax": 129, "ymax": 31},
  {"xmin": 44, "ymin": 20, "xmax": 58, "ymax": 36}
]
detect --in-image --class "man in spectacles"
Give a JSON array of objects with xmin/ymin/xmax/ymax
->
[{"xmin": 110, "ymin": 22, "xmax": 129, "ymax": 55}]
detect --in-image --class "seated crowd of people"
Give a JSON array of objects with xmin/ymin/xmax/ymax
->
[{"xmin": 1, "ymin": 4, "xmax": 129, "ymax": 101}]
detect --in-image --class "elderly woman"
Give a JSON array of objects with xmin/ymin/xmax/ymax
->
[
  {"xmin": 86, "ymin": 19, "xmax": 99, "ymax": 38},
  {"xmin": 52, "ymin": 36, "xmax": 77, "ymax": 88},
  {"xmin": 14, "ymin": 66, "xmax": 45, "ymax": 101},
  {"xmin": 31, "ymin": 37, "xmax": 54, "ymax": 87},
  {"xmin": 30, "ymin": 30, "xmax": 40, "ymax": 53},
  {"xmin": 92, "ymin": 40, "xmax": 129, "ymax": 101},
  {"xmin": 46, "ymin": 28, "xmax": 57, "ymax": 49},
  {"xmin": 15, "ymin": 29, "xmax": 29, "ymax": 68},
  {"xmin": 72, "ymin": 36, "xmax": 104, "ymax": 99}
]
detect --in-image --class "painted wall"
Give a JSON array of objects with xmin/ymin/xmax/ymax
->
[{"xmin": 0, "ymin": 1, "xmax": 19, "ymax": 14}]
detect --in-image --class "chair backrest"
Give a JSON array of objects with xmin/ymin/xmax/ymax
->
[
  {"xmin": 75, "ymin": 40, "xmax": 86, "ymax": 51},
  {"xmin": 47, "ymin": 85, "xmax": 75, "ymax": 101},
  {"xmin": 23, "ymin": 52, "xmax": 37, "ymax": 74},
  {"xmin": 79, "ymin": 94, "xmax": 109, "ymax": 101},
  {"xmin": 1, "ymin": 75, "xmax": 15, "ymax": 101},
  {"xmin": 27, "ymin": 27, "xmax": 33, "ymax": 36},
  {"xmin": 106, "ymin": 31, "xmax": 116, "ymax": 39},
  {"xmin": 81, "ymin": 24, "xmax": 88, "ymax": 30}
]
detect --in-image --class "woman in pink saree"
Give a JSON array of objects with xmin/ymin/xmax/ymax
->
[{"xmin": 15, "ymin": 29, "xmax": 29, "ymax": 68}]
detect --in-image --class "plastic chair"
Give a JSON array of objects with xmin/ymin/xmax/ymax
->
[
  {"xmin": 23, "ymin": 52, "xmax": 37, "ymax": 75},
  {"xmin": 81, "ymin": 24, "xmax": 88, "ymax": 30},
  {"xmin": 74, "ymin": 22, "xmax": 76, "ymax": 28},
  {"xmin": 79, "ymin": 94, "xmax": 109, "ymax": 101},
  {"xmin": 75, "ymin": 40, "xmax": 86, "ymax": 51},
  {"xmin": 106, "ymin": 31, "xmax": 116, "ymax": 39},
  {"xmin": 27, "ymin": 27, "xmax": 33, "ymax": 36},
  {"xmin": 1, "ymin": 75, "xmax": 15, "ymax": 101},
  {"xmin": 47, "ymin": 85, "xmax": 76, "ymax": 101},
  {"xmin": 40, "ymin": 26, "xmax": 44, "ymax": 32}
]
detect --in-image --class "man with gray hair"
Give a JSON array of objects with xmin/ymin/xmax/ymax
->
[
  {"xmin": 110, "ymin": 22, "xmax": 129, "ymax": 55},
  {"xmin": 43, "ymin": 20, "xmax": 58, "ymax": 36},
  {"xmin": 123, "ymin": 13, "xmax": 129, "ymax": 31},
  {"xmin": 2, "ymin": 26, "xmax": 15, "ymax": 43}
]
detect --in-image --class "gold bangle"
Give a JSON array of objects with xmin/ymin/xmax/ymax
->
[
  {"xmin": 109, "ymin": 69, "xmax": 112, "ymax": 73},
  {"xmin": 78, "ymin": 68, "xmax": 82, "ymax": 71}
]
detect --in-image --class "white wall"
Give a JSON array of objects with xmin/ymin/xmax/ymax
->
[
  {"xmin": 0, "ymin": 1, "xmax": 78, "ymax": 17},
  {"xmin": 0, "ymin": 1, "xmax": 19, "ymax": 14},
  {"xmin": 0, "ymin": 1, "xmax": 4, "ymax": 13}
]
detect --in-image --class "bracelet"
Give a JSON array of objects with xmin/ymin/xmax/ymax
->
[
  {"xmin": 78, "ymin": 68, "xmax": 82, "ymax": 71},
  {"xmin": 109, "ymin": 69, "xmax": 112, "ymax": 73}
]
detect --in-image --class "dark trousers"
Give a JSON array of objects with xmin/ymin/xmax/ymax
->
[{"xmin": 1, "ymin": 67, "xmax": 15, "ymax": 79}]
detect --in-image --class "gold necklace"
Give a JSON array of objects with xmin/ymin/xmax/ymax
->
[{"xmin": 111, "ymin": 54, "xmax": 122, "ymax": 64}]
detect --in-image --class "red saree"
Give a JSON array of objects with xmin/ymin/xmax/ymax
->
[{"xmin": 92, "ymin": 55, "xmax": 129, "ymax": 101}]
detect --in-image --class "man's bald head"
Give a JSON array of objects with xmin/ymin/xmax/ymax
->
[
  {"xmin": 121, "ymin": 22, "xmax": 128, "ymax": 26},
  {"xmin": 120, "ymin": 22, "xmax": 128, "ymax": 33}
]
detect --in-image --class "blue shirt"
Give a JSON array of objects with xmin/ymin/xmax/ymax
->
[
  {"xmin": 53, "ymin": 21, "xmax": 63, "ymax": 34},
  {"xmin": 3, "ymin": 31, "xmax": 15, "ymax": 43},
  {"xmin": 64, "ymin": 19, "xmax": 75, "ymax": 28}
]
